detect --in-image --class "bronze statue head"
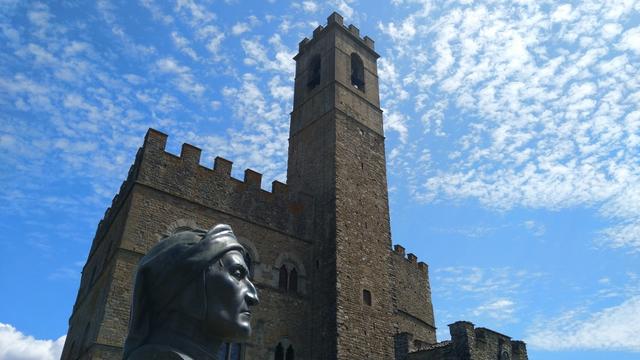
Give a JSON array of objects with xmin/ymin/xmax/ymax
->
[{"xmin": 123, "ymin": 224, "xmax": 259, "ymax": 359}]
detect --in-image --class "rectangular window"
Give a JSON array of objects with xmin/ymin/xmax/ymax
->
[{"xmin": 363, "ymin": 289, "xmax": 372, "ymax": 306}]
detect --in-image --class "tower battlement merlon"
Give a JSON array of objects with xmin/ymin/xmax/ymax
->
[
  {"xmin": 213, "ymin": 156, "xmax": 233, "ymax": 175},
  {"xmin": 244, "ymin": 169, "xmax": 262, "ymax": 189},
  {"xmin": 392, "ymin": 244, "xmax": 429, "ymax": 273},
  {"xmin": 295, "ymin": 12, "xmax": 379, "ymax": 59}
]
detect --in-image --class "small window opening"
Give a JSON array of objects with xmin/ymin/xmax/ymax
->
[
  {"xmin": 275, "ymin": 343, "xmax": 284, "ymax": 360},
  {"xmin": 307, "ymin": 55, "xmax": 321, "ymax": 89},
  {"xmin": 289, "ymin": 268, "xmax": 298, "ymax": 292},
  {"xmin": 286, "ymin": 345, "xmax": 295, "ymax": 360},
  {"xmin": 363, "ymin": 289, "xmax": 372, "ymax": 306},
  {"xmin": 278, "ymin": 265, "xmax": 288, "ymax": 290},
  {"xmin": 316, "ymin": 260, "xmax": 320, "ymax": 269},
  {"xmin": 351, "ymin": 53, "xmax": 365, "ymax": 91}
]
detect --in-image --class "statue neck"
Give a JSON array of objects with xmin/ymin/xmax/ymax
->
[{"xmin": 149, "ymin": 312, "xmax": 224, "ymax": 359}]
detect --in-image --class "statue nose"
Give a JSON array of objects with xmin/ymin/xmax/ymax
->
[{"xmin": 245, "ymin": 280, "xmax": 259, "ymax": 306}]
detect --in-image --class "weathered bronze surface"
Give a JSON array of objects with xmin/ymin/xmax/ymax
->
[{"xmin": 123, "ymin": 224, "xmax": 259, "ymax": 360}]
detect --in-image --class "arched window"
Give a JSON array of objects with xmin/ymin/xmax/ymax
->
[
  {"xmin": 289, "ymin": 268, "xmax": 298, "ymax": 292},
  {"xmin": 500, "ymin": 350, "xmax": 510, "ymax": 360},
  {"xmin": 274, "ymin": 343, "xmax": 284, "ymax": 360},
  {"xmin": 307, "ymin": 55, "xmax": 321, "ymax": 89},
  {"xmin": 350, "ymin": 53, "xmax": 365, "ymax": 91},
  {"xmin": 279, "ymin": 265, "xmax": 288, "ymax": 290},
  {"xmin": 286, "ymin": 345, "xmax": 295, "ymax": 360}
]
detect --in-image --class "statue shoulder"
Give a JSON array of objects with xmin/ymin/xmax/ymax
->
[{"xmin": 126, "ymin": 344, "xmax": 194, "ymax": 360}]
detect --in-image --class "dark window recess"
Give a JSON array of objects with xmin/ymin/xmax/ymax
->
[
  {"xmin": 279, "ymin": 265, "xmax": 288, "ymax": 290},
  {"xmin": 307, "ymin": 55, "xmax": 321, "ymax": 89},
  {"xmin": 351, "ymin": 53, "xmax": 365, "ymax": 91},
  {"xmin": 286, "ymin": 345, "xmax": 295, "ymax": 360},
  {"xmin": 275, "ymin": 343, "xmax": 284, "ymax": 360},
  {"xmin": 289, "ymin": 268, "xmax": 298, "ymax": 292},
  {"xmin": 363, "ymin": 289, "xmax": 372, "ymax": 306}
]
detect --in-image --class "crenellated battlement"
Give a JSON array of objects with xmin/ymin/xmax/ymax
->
[
  {"xmin": 136, "ymin": 128, "xmax": 312, "ymax": 240},
  {"xmin": 142, "ymin": 128, "xmax": 292, "ymax": 198},
  {"xmin": 393, "ymin": 244, "xmax": 429, "ymax": 274},
  {"xmin": 297, "ymin": 12, "xmax": 376, "ymax": 55}
]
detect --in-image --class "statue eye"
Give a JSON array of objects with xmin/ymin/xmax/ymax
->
[{"xmin": 231, "ymin": 266, "xmax": 246, "ymax": 279}]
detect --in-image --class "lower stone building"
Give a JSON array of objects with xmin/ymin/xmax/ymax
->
[
  {"xmin": 400, "ymin": 322, "xmax": 528, "ymax": 360},
  {"xmin": 60, "ymin": 12, "xmax": 527, "ymax": 360}
]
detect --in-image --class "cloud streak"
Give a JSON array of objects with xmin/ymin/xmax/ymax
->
[{"xmin": 527, "ymin": 296, "xmax": 640, "ymax": 352}]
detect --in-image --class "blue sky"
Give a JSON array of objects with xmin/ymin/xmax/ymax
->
[{"xmin": 0, "ymin": 0, "xmax": 639, "ymax": 359}]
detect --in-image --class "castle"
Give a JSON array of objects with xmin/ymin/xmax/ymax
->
[{"xmin": 61, "ymin": 12, "xmax": 528, "ymax": 360}]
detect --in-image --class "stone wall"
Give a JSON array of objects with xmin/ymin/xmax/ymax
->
[
  {"xmin": 334, "ymin": 110, "xmax": 394, "ymax": 359},
  {"xmin": 391, "ymin": 245, "xmax": 437, "ymax": 346}
]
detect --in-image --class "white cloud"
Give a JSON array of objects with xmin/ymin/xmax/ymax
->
[
  {"xmin": 527, "ymin": 296, "xmax": 640, "ymax": 352},
  {"xmin": 171, "ymin": 31, "xmax": 199, "ymax": 60},
  {"xmin": 331, "ymin": 0, "xmax": 354, "ymax": 19},
  {"xmin": 617, "ymin": 26, "xmax": 640, "ymax": 54},
  {"xmin": 175, "ymin": 0, "xmax": 215, "ymax": 26},
  {"xmin": 139, "ymin": 0, "xmax": 173, "ymax": 24},
  {"xmin": 268, "ymin": 75, "xmax": 293, "ymax": 101},
  {"xmin": 302, "ymin": 1, "xmax": 319, "ymax": 13},
  {"xmin": 384, "ymin": 111, "xmax": 408, "ymax": 144},
  {"xmin": 218, "ymin": 73, "xmax": 289, "ymax": 183},
  {"xmin": 155, "ymin": 57, "xmax": 205, "ymax": 96},
  {"xmin": 0, "ymin": 323, "xmax": 65, "ymax": 360},
  {"xmin": 472, "ymin": 298, "xmax": 516, "ymax": 321},
  {"xmin": 241, "ymin": 35, "xmax": 295, "ymax": 74},
  {"xmin": 197, "ymin": 25, "xmax": 225, "ymax": 60},
  {"xmin": 435, "ymin": 266, "xmax": 543, "ymax": 298},
  {"xmin": 231, "ymin": 22, "xmax": 250, "ymax": 35},
  {"xmin": 551, "ymin": 4, "xmax": 575, "ymax": 23},
  {"xmin": 523, "ymin": 220, "xmax": 546, "ymax": 237}
]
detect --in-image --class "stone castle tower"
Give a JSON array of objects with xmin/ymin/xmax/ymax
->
[{"xmin": 61, "ymin": 12, "xmax": 526, "ymax": 360}]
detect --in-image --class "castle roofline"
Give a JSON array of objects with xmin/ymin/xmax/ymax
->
[{"xmin": 293, "ymin": 12, "xmax": 379, "ymax": 60}]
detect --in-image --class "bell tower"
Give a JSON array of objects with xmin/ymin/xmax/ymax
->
[{"xmin": 287, "ymin": 12, "xmax": 393, "ymax": 359}]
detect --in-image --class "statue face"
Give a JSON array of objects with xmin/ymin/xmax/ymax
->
[{"xmin": 205, "ymin": 249, "xmax": 259, "ymax": 340}]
